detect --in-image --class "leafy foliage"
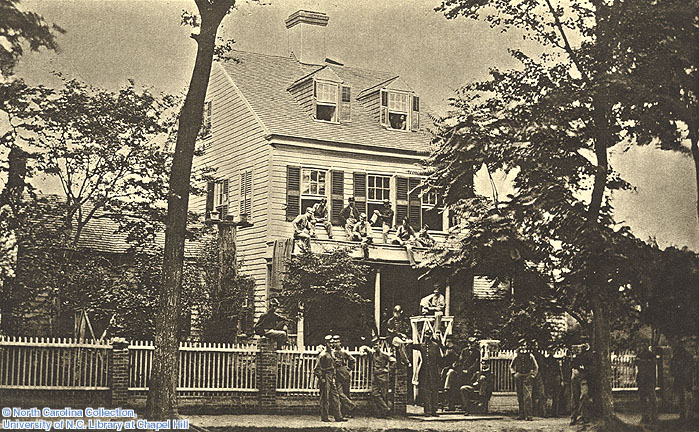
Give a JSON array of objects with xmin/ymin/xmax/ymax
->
[
  {"xmin": 280, "ymin": 249, "xmax": 372, "ymax": 346},
  {"xmin": 0, "ymin": 0, "xmax": 64, "ymax": 78}
]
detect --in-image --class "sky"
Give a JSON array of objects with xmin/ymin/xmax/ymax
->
[{"xmin": 11, "ymin": 0, "xmax": 699, "ymax": 251}]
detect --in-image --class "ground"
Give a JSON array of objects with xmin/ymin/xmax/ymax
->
[{"xmin": 185, "ymin": 408, "xmax": 696, "ymax": 432}]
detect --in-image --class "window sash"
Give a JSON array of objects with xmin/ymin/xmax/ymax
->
[
  {"xmin": 301, "ymin": 168, "xmax": 327, "ymax": 196},
  {"xmin": 316, "ymin": 82, "xmax": 338, "ymax": 104},
  {"xmin": 214, "ymin": 179, "xmax": 228, "ymax": 207},
  {"xmin": 388, "ymin": 92, "xmax": 409, "ymax": 112},
  {"xmin": 367, "ymin": 175, "xmax": 391, "ymax": 201}
]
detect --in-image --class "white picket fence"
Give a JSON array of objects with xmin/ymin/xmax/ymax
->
[
  {"xmin": 0, "ymin": 336, "xmax": 110, "ymax": 390},
  {"xmin": 276, "ymin": 346, "xmax": 372, "ymax": 395},
  {"xmin": 129, "ymin": 340, "xmax": 258, "ymax": 394}
]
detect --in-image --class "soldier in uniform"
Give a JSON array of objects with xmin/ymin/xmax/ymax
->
[
  {"xmin": 386, "ymin": 305, "xmax": 412, "ymax": 367},
  {"xmin": 570, "ymin": 343, "xmax": 592, "ymax": 425},
  {"xmin": 372, "ymin": 199, "xmax": 394, "ymax": 243},
  {"xmin": 413, "ymin": 329, "xmax": 444, "ymax": 417},
  {"xmin": 331, "ymin": 335, "xmax": 357, "ymax": 417},
  {"xmin": 361, "ymin": 337, "xmax": 396, "ymax": 417},
  {"xmin": 314, "ymin": 335, "xmax": 347, "ymax": 422},
  {"xmin": 530, "ymin": 340, "xmax": 547, "ymax": 417},
  {"xmin": 338, "ymin": 197, "xmax": 360, "ymax": 238},
  {"xmin": 636, "ymin": 345, "xmax": 658, "ymax": 425},
  {"xmin": 292, "ymin": 207, "xmax": 315, "ymax": 252},
  {"xmin": 510, "ymin": 338, "xmax": 538, "ymax": 421},
  {"xmin": 312, "ymin": 197, "xmax": 333, "ymax": 239}
]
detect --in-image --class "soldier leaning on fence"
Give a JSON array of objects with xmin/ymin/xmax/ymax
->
[
  {"xmin": 314, "ymin": 335, "xmax": 347, "ymax": 422},
  {"xmin": 510, "ymin": 338, "xmax": 538, "ymax": 421},
  {"xmin": 331, "ymin": 335, "xmax": 357, "ymax": 417},
  {"xmin": 636, "ymin": 345, "xmax": 658, "ymax": 425},
  {"xmin": 361, "ymin": 337, "xmax": 396, "ymax": 418}
]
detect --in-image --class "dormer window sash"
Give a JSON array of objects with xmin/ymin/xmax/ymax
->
[
  {"xmin": 314, "ymin": 80, "xmax": 339, "ymax": 123},
  {"xmin": 381, "ymin": 89, "xmax": 412, "ymax": 131}
]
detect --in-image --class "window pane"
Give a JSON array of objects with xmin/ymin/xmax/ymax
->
[
  {"xmin": 317, "ymin": 82, "xmax": 338, "ymax": 103},
  {"xmin": 316, "ymin": 104, "xmax": 336, "ymax": 121},
  {"xmin": 341, "ymin": 86, "xmax": 351, "ymax": 102}
]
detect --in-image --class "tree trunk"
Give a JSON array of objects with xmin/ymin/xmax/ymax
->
[
  {"xmin": 146, "ymin": 2, "xmax": 231, "ymax": 419},
  {"xmin": 690, "ymin": 131, "xmax": 699, "ymax": 222},
  {"xmin": 591, "ymin": 293, "xmax": 615, "ymax": 422}
]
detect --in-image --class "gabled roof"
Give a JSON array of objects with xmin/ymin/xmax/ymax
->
[{"xmin": 218, "ymin": 51, "xmax": 432, "ymax": 154}]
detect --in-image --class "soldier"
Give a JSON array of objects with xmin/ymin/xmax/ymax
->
[
  {"xmin": 460, "ymin": 360, "xmax": 494, "ymax": 415},
  {"xmin": 361, "ymin": 337, "xmax": 396, "ymax": 417},
  {"xmin": 253, "ymin": 298, "xmax": 290, "ymax": 348},
  {"xmin": 338, "ymin": 197, "xmax": 360, "ymax": 238},
  {"xmin": 331, "ymin": 335, "xmax": 357, "ymax": 417},
  {"xmin": 542, "ymin": 351, "xmax": 564, "ymax": 417},
  {"xmin": 386, "ymin": 305, "xmax": 412, "ymax": 367},
  {"xmin": 371, "ymin": 198, "xmax": 394, "ymax": 243},
  {"xmin": 670, "ymin": 343, "xmax": 695, "ymax": 424},
  {"xmin": 413, "ymin": 329, "xmax": 443, "ymax": 417},
  {"xmin": 392, "ymin": 216, "xmax": 418, "ymax": 265},
  {"xmin": 570, "ymin": 343, "xmax": 592, "ymax": 425},
  {"xmin": 312, "ymin": 197, "xmax": 333, "ymax": 239},
  {"xmin": 530, "ymin": 341, "xmax": 547, "ymax": 417},
  {"xmin": 314, "ymin": 335, "xmax": 347, "ymax": 422},
  {"xmin": 292, "ymin": 207, "xmax": 315, "ymax": 252},
  {"xmin": 509, "ymin": 338, "xmax": 538, "ymax": 421},
  {"xmin": 351, "ymin": 213, "xmax": 373, "ymax": 258},
  {"xmin": 636, "ymin": 345, "xmax": 658, "ymax": 425}
]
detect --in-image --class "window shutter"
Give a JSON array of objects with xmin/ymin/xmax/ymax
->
[
  {"xmin": 380, "ymin": 90, "xmax": 389, "ymax": 127},
  {"xmin": 286, "ymin": 166, "xmax": 301, "ymax": 221},
  {"xmin": 311, "ymin": 81, "xmax": 317, "ymax": 120},
  {"xmin": 340, "ymin": 86, "xmax": 351, "ymax": 122},
  {"xmin": 206, "ymin": 181, "xmax": 214, "ymax": 219},
  {"xmin": 330, "ymin": 170, "xmax": 344, "ymax": 225},
  {"xmin": 353, "ymin": 172, "xmax": 367, "ymax": 214},
  {"xmin": 408, "ymin": 177, "xmax": 422, "ymax": 230},
  {"xmin": 411, "ymin": 95, "xmax": 420, "ymax": 131},
  {"xmin": 240, "ymin": 170, "xmax": 252, "ymax": 218},
  {"xmin": 396, "ymin": 176, "xmax": 409, "ymax": 226}
]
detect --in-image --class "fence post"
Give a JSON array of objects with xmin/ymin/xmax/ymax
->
[
  {"xmin": 257, "ymin": 337, "xmax": 277, "ymax": 409},
  {"xmin": 109, "ymin": 338, "xmax": 130, "ymax": 407},
  {"xmin": 393, "ymin": 363, "xmax": 409, "ymax": 416}
]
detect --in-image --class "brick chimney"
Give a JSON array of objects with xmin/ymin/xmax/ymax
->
[{"xmin": 285, "ymin": 10, "xmax": 329, "ymax": 65}]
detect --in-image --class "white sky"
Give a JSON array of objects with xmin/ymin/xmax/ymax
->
[{"xmin": 11, "ymin": 0, "xmax": 699, "ymax": 250}]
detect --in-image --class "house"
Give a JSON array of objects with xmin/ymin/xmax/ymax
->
[{"xmin": 192, "ymin": 10, "xmax": 481, "ymax": 343}]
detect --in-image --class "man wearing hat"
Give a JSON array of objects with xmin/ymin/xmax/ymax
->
[
  {"xmin": 253, "ymin": 298, "xmax": 290, "ymax": 348},
  {"xmin": 386, "ymin": 305, "xmax": 412, "ymax": 367},
  {"xmin": 314, "ymin": 335, "xmax": 346, "ymax": 422},
  {"xmin": 339, "ymin": 197, "xmax": 360, "ymax": 238},
  {"xmin": 412, "ymin": 328, "xmax": 444, "ymax": 417},
  {"xmin": 312, "ymin": 197, "xmax": 333, "ymax": 239},
  {"xmin": 361, "ymin": 337, "xmax": 396, "ymax": 417},
  {"xmin": 372, "ymin": 199, "xmax": 394, "ymax": 243},
  {"xmin": 509, "ymin": 338, "xmax": 538, "ymax": 420},
  {"xmin": 460, "ymin": 360, "xmax": 494, "ymax": 414},
  {"xmin": 332, "ymin": 335, "xmax": 357, "ymax": 417}
]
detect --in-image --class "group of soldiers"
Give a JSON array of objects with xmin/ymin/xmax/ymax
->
[{"xmin": 292, "ymin": 196, "xmax": 434, "ymax": 262}]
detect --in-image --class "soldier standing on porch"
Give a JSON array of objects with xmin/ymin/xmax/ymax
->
[
  {"xmin": 361, "ymin": 337, "xmax": 396, "ymax": 418},
  {"xmin": 510, "ymin": 338, "xmax": 538, "ymax": 421},
  {"xmin": 314, "ymin": 335, "xmax": 347, "ymax": 422},
  {"xmin": 371, "ymin": 198, "xmax": 394, "ymax": 243},
  {"xmin": 312, "ymin": 197, "xmax": 333, "ymax": 239},
  {"xmin": 338, "ymin": 197, "xmax": 360, "ymax": 238},
  {"xmin": 331, "ymin": 335, "xmax": 357, "ymax": 417}
]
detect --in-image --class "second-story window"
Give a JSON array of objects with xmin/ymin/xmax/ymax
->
[
  {"xmin": 367, "ymin": 174, "xmax": 391, "ymax": 217},
  {"xmin": 422, "ymin": 191, "xmax": 443, "ymax": 231},
  {"xmin": 381, "ymin": 91, "xmax": 409, "ymax": 130},
  {"xmin": 314, "ymin": 81, "xmax": 338, "ymax": 122},
  {"xmin": 301, "ymin": 168, "xmax": 327, "ymax": 212},
  {"xmin": 213, "ymin": 179, "xmax": 229, "ymax": 218}
]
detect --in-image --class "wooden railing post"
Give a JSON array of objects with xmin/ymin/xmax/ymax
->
[
  {"xmin": 109, "ymin": 338, "xmax": 130, "ymax": 407},
  {"xmin": 257, "ymin": 337, "xmax": 277, "ymax": 408}
]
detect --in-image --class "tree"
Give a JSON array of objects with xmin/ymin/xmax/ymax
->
[
  {"xmin": 148, "ymin": 0, "xmax": 236, "ymax": 419},
  {"xmin": 0, "ymin": 0, "xmax": 63, "ymax": 79},
  {"xmin": 280, "ymin": 249, "xmax": 371, "ymax": 347},
  {"xmin": 431, "ymin": 1, "xmax": 678, "ymax": 425}
]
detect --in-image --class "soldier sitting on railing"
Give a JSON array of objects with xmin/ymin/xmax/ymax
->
[{"xmin": 253, "ymin": 298, "xmax": 291, "ymax": 349}]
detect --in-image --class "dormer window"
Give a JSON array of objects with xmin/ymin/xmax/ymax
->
[
  {"xmin": 314, "ymin": 81, "xmax": 338, "ymax": 122},
  {"xmin": 380, "ymin": 89, "xmax": 419, "ymax": 131}
]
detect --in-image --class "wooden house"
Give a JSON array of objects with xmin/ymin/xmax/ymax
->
[{"xmin": 191, "ymin": 10, "xmax": 466, "ymax": 340}]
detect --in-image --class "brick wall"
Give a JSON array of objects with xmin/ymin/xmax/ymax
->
[
  {"xmin": 109, "ymin": 339, "xmax": 130, "ymax": 407},
  {"xmin": 257, "ymin": 337, "xmax": 278, "ymax": 408}
]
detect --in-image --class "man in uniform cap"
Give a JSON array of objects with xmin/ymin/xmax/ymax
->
[
  {"xmin": 510, "ymin": 338, "xmax": 538, "ymax": 420},
  {"xmin": 361, "ymin": 337, "xmax": 396, "ymax": 417},
  {"xmin": 339, "ymin": 197, "xmax": 360, "ymax": 238},
  {"xmin": 372, "ymin": 198, "xmax": 394, "ymax": 243},
  {"xmin": 331, "ymin": 335, "xmax": 357, "ymax": 417},
  {"xmin": 314, "ymin": 335, "xmax": 346, "ymax": 422}
]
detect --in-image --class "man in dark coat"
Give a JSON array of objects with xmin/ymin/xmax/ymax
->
[
  {"xmin": 510, "ymin": 339, "xmax": 538, "ymax": 421},
  {"xmin": 314, "ymin": 335, "xmax": 346, "ymax": 422},
  {"xmin": 386, "ymin": 305, "xmax": 412, "ymax": 366},
  {"xmin": 530, "ymin": 341, "xmax": 547, "ymax": 417},
  {"xmin": 331, "ymin": 335, "xmax": 356, "ymax": 417},
  {"xmin": 372, "ymin": 199, "xmax": 394, "ymax": 243},
  {"xmin": 361, "ymin": 337, "xmax": 396, "ymax": 417},
  {"xmin": 570, "ymin": 343, "xmax": 593, "ymax": 425},
  {"xmin": 670, "ymin": 344, "xmax": 696, "ymax": 424},
  {"xmin": 460, "ymin": 360, "xmax": 494, "ymax": 414},
  {"xmin": 338, "ymin": 197, "xmax": 360, "ymax": 238},
  {"xmin": 413, "ymin": 329, "xmax": 443, "ymax": 416},
  {"xmin": 636, "ymin": 345, "xmax": 658, "ymax": 425},
  {"xmin": 542, "ymin": 352, "xmax": 564, "ymax": 417},
  {"xmin": 253, "ymin": 298, "xmax": 290, "ymax": 348},
  {"xmin": 312, "ymin": 198, "xmax": 333, "ymax": 239}
]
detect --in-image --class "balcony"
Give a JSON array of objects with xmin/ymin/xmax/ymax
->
[{"xmin": 265, "ymin": 224, "xmax": 448, "ymax": 264}]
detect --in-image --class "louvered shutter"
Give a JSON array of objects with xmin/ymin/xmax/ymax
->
[
  {"xmin": 240, "ymin": 170, "xmax": 252, "ymax": 218},
  {"xmin": 340, "ymin": 86, "xmax": 351, "ymax": 122},
  {"xmin": 330, "ymin": 170, "xmax": 344, "ymax": 225},
  {"xmin": 380, "ymin": 90, "xmax": 388, "ymax": 127},
  {"xmin": 408, "ymin": 177, "xmax": 422, "ymax": 231},
  {"xmin": 411, "ymin": 95, "xmax": 420, "ymax": 131},
  {"xmin": 206, "ymin": 181, "xmax": 214, "ymax": 219},
  {"xmin": 286, "ymin": 166, "xmax": 301, "ymax": 221},
  {"xmin": 353, "ymin": 172, "xmax": 367, "ymax": 214},
  {"xmin": 396, "ymin": 176, "xmax": 409, "ymax": 226}
]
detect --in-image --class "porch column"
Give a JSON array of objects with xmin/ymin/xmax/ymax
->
[
  {"xmin": 374, "ymin": 268, "xmax": 381, "ymax": 334},
  {"xmin": 445, "ymin": 283, "xmax": 451, "ymax": 316}
]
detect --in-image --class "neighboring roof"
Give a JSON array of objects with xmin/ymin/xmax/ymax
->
[
  {"xmin": 25, "ymin": 195, "xmax": 205, "ymax": 259},
  {"xmin": 218, "ymin": 51, "xmax": 433, "ymax": 154},
  {"xmin": 473, "ymin": 276, "xmax": 509, "ymax": 300}
]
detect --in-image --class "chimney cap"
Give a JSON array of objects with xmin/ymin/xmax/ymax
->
[{"xmin": 285, "ymin": 10, "xmax": 329, "ymax": 29}]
